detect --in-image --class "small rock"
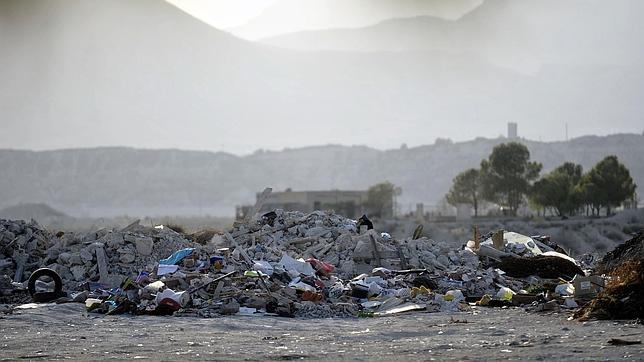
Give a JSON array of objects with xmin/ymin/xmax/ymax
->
[
  {"xmin": 68, "ymin": 253, "xmax": 83, "ymax": 266},
  {"xmin": 70, "ymin": 265, "xmax": 87, "ymax": 281},
  {"xmin": 107, "ymin": 233, "xmax": 124, "ymax": 248},
  {"xmin": 220, "ymin": 300, "xmax": 240, "ymax": 315},
  {"xmin": 135, "ymin": 237, "xmax": 154, "ymax": 256},
  {"xmin": 57, "ymin": 252, "xmax": 72, "ymax": 265},
  {"xmin": 80, "ymin": 249, "xmax": 93, "ymax": 262},
  {"xmin": 119, "ymin": 252, "xmax": 136, "ymax": 264}
]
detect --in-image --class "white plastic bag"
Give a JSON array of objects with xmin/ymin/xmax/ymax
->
[{"xmin": 495, "ymin": 286, "xmax": 516, "ymax": 301}]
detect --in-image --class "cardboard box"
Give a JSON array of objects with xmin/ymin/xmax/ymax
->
[
  {"xmin": 512, "ymin": 293, "xmax": 539, "ymax": 306},
  {"xmin": 572, "ymin": 274, "xmax": 604, "ymax": 299}
]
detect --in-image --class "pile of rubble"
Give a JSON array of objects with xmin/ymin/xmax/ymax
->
[
  {"xmin": 0, "ymin": 219, "xmax": 52, "ymax": 283},
  {"xmin": 220, "ymin": 210, "xmax": 500, "ymax": 294},
  {"xmin": 0, "ymin": 211, "xmax": 631, "ymax": 320},
  {"xmin": 42, "ymin": 223, "xmax": 195, "ymax": 289},
  {"xmin": 0, "ymin": 218, "xmax": 197, "ymax": 301}
]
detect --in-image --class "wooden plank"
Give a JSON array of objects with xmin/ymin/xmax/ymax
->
[
  {"xmin": 492, "ymin": 229, "xmax": 505, "ymax": 250},
  {"xmin": 188, "ymin": 270, "xmax": 236, "ymax": 294}
]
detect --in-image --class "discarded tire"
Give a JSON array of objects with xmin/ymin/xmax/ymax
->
[{"xmin": 27, "ymin": 268, "xmax": 65, "ymax": 303}]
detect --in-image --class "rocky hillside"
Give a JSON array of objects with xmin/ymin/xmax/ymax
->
[{"xmin": 1, "ymin": 134, "xmax": 642, "ymax": 217}]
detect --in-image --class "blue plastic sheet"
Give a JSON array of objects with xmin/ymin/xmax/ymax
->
[{"xmin": 159, "ymin": 248, "xmax": 195, "ymax": 265}]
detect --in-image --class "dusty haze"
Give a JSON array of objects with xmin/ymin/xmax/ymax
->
[{"xmin": 1, "ymin": 0, "xmax": 643, "ymax": 155}]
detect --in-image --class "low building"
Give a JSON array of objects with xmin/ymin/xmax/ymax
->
[
  {"xmin": 236, "ymin": 188, "xmax": 396, "ymax": 220},
  {"xmin": 260, "ymin": 189, "xmax": 369, "ymax": 219}
]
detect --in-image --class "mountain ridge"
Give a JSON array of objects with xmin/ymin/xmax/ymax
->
[
  {"xmin": 260, "ymin": 0, "xmax": 644, "ymax": 72},
  {"xmin": 1, "ymin": 134, "xmax": 642, "ymax": 218}
]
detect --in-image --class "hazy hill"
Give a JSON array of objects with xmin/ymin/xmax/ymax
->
[
  {"xmin": 0, "ymin": 203, "xmax": 68, "ymax": 221},
  {"xmin": 261, "ymin": 0, "xmax": 644, "ymax": 72},
  {"xmin": 1, "ymin": 0, "xmax": 642, "ymax": 153},
  {"xmin": 1, "ymin": 134, "xmax": 642, "ymax": 217}
]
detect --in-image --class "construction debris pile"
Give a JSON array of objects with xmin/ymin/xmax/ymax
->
[
  {"xmin": 0, "ymin": 211, "xmax": 639, "ymax": 321},
  {"xmin": 221, "ymin": 210, "xmax": 504, "ymax": 296},
  {"xmin": 42, "ymin": 223, "xmax": 195, "ymax": 289}
]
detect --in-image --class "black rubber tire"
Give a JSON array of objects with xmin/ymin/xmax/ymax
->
[{"xmin": 27, "ymin": 268, "xmax": 63, "ymax": 297}]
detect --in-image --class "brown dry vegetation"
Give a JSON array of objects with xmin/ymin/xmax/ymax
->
[{"xmin": 575, "ymin": 259, "xmax": 644, "ymax": 321}]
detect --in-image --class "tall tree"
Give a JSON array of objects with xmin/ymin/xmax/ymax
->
[
  {"xmin": 578, "ymin": 155, "xmax": 636, "ymax": 216},
  {"xmin": 480, "ymin": 142, "xmax": 542, "ymax": 215},
  {"xmin": 529, "ymin": 162, "xmax": 583, "ymax": 217},
  {"xmin": 364, "ymin": 182, "xmax": 400, "ymax": 218},
  {"xmin": 530, "ymin": 177, "xmax": 555, "ymax": 216},
  {"xmin": 446, "ymin": 168, "xmax": 481, "ymax": 217}
]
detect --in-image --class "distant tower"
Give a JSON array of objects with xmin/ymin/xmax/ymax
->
[{"xmin": 507, "ymin": 122, "xmax": 518, "ymax": 139}]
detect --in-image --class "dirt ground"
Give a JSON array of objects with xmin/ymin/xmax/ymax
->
[{"xmin": 1, "ymin": 303, "xmax": 642, "ymax": 361}]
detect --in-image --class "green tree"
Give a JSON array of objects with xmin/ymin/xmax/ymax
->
[
  {"xmin": 529, "ymin": 162, "xmax": 583, "ymax": 217},
  {"xmin": 446, "ymin": 168, "xmax": 481, "ymax": 217},
  {"xmin": 578, "ymin": 155, "xmax": 636, "ymax": 216},
  {"xmin": 480, "ymin": 142, "xmax": 542, "ymax": 215},
  {"xmin": 365, "ymin": 182, "xmax": 401, "ymax": 218},
  {"xmin": 530, "ymin": 178, "xmax": 555, "ymax": 216}
]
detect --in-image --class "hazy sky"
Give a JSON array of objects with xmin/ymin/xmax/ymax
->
[
  {"xmin": 167, "ymin": 0, "xmax": 482, "ymax": 40},
  {"xmin": 1, "ymin": 0, "xmax": 643, "ymax": 155},
  {"xmin": 166, "ymin": 0, "xmax": 277, "ymax": 29}
]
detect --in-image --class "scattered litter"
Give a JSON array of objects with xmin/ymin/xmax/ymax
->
[
  {"xmin": 0, "ymin": 213, "xmax": 641, "ymax": 321},
  {"xmin": 554, "ymin": 283, "xmax": 574, "ymax": 296},
  {"xmin": 159, "ymin": 248, "xmax": 195, "ymax": 265}
]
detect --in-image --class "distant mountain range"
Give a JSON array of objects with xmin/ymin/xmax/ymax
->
[
  {"xmin": 1, "ymin": 0, "xmax": 643, "ymax": 153},
  {"xmin": 1, "ymin": 134, "xmax": 642, "ymax": 217},
  {"xmin": 261, "ymin": 0, "xmax": 644, "ymax": 72},
  {"xmin": 2, "ymin": 0, "xmax": 643, "ymax": 217}
]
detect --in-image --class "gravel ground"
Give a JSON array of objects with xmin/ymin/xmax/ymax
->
[{"xmin": 1, "ymin": 303, "xmax": 642, "ymax": 361}]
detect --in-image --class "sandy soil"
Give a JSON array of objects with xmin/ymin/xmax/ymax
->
[{"xmin": 1, "ymin": 303, "xmax": 642, "ymax": 361}]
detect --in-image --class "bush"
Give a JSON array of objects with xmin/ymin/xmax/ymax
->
[{"xmin": 623, "ymin": 224, "xmax": 644, "ymax": 235}]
